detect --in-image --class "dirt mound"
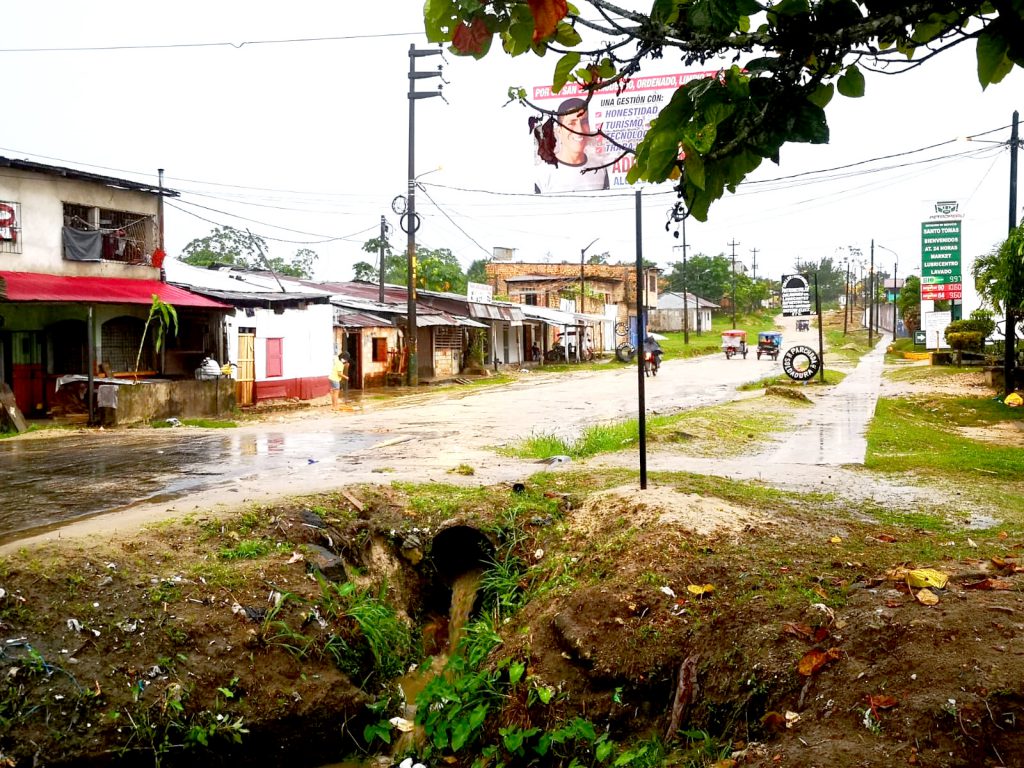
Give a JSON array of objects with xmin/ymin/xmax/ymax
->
[{"xmin": 570, "ymin": 484, "xmax": 765, "ymax": 537}]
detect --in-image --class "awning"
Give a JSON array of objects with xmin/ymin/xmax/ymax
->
[
  {"xmin": 174, "ymin": 286, "xmax": 330, "ymax": 309},
  {"xmin": 0, "ymin": 271, "xmax": 229, "ymax": 309},
  {"xmin": 518, "ymin": 304, "xmax": 582, "ymax": 327}
]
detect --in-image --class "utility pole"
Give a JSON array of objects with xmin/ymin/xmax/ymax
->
[
  {"xmin": 1005, "ymin": 110, "xmax": 1019, "ymax": 396},
  {"xmin": 378, "ymin": 215, "xmax": 387, "ymax": 304},
  {"xmin": 728, "ymin": 238, "xmax": 740, "ymax": 329},
  {"xmin": 405, "ymin": 44, "xmax": 443, "ymax": 386},
  {"xmin": 580, "ymin": 237, "xmax": 599, "ymax": 315},
  {"xmin": 749, "ymin": 247, "xmax": 759, "ymax": 313},
  {"xmin": 868, "ymin": 239, "xmax": 875, "ymax": 347},
  {"xmin": 843, "ymin": 259, "xmax": 850, "ymax": 335},
  {"xmin": 893, "ymin": 259, "xmax": 898, "ymax": 338}
]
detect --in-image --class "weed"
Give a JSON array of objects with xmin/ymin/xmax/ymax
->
[
  {"xmin": 148, "ymin": 580, "xmax": 182, "ymax": 605},
  {"xmin": 449, "ymin": 463, "xmax": 476, "ymax": 476},
  {"xmin": 218, "ymin": 539, "xmax": 272, "ymax": 560}
]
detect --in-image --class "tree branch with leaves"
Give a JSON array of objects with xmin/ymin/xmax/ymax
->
[{"xmin": 425, "ymin": 1, "xmax": 1023, "ymax": 221}]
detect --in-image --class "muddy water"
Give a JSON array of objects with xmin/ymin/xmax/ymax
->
[
  {"xmin": 320, "ymin": 569, "xmax": 485, "ymax": 768},
  {"xmin": 0, "ymin": 428, "xmax": 378, "ymax": 542}
]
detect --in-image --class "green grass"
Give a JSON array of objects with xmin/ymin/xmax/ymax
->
[
  {"xmin": 824, "ymin": 326, "xmax": 874, "ymax": 364},
  {"xmin": 883, "ymin": 365, "xmax": 983, "ymax": 383},
  {"xmin": 151, "ymin": 418, "xmax": 237, "ymax": 429},
  {"xmin": 654, "ymin": 312, "xmax": 780, "ymax": 361},
  {"xmin": 504, "ymin": 394, "xmax": 804, "ymax": 460},
  {"xmin": 738, "ymin": 368, "xmax": 846, "ymax": 390},
  {"xmin": 866, "ymin": 396, "xmax": 1024, "ymax": 479}
]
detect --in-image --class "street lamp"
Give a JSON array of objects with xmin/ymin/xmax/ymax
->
[
  {"xmin": 877, "ymin": 244, "xmax": 899, "ymax": 338},
  {"xmin": 579, "ymin": 238, "xmax": 599, "ymax": 363}
]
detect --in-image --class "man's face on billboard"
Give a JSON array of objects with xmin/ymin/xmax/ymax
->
[{"xmin": 556, "ymin": 108, "xmax": 590, "ymax": 151}]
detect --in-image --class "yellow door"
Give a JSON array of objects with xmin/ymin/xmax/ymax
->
[{"xmin": 236, "ymin": 333, "xmax": 255, "ymax": 406}]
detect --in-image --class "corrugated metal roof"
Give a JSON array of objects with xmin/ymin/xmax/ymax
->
[
  {"xmin": 0, "ymin": 156, "xmax": 179, "ymax": 197},
  {"xmin": 177, "ymin": 287, "xmax": 330, "ymax": 309},
  {"xmin": 0, "ymin": 271, "xmax": 228, "ymax": 309},
  {"xmin": 333, "ymin": 307, "xmax": 393, "ymax": 328}
]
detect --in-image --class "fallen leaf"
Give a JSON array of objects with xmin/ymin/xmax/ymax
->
[
  {"xmin": 813, "ymin": 626, "xmax": 831, "ymax": 643},
  {"xmin": 798, "ymin": 648, "xmax": 841, "ymax": 676},
  {"xmin": 906, "ymin": 568, "xmax": 949, "ymax": 590},
  {"xmin": 915, "ymin": 588, "xmax": 939, "ymax": 606},
  {"xmin": 884, "ymin": 599, "xmax": 903, "ymax": 608},
  {"xmin": 687, "ymin": 584, "xmax": 715, "ymax": 597},
  {"xmin": 782, "ymin": 622, "xmax": 814, "ymax": 641},
  {"xmin": 712, "ymin": 760, "xmax": 738, "ymax": 768},
  {"xmin": 760, "ymin": 711, "xmax": 786, "ymax": 731},
  {"xmin": 999, "ymin": 531, "xmax": 1009, "ymax": 540},
  {"xmin": 830, "ymin": 536, "xmax": 842, "ymax": 544},
  {"xmin": 964, "ymin": 578, "xmax": 1014, "ymax": 591},
  {"xmin": 868, "ymin": 694, "xmax": 898, "ymax": 709},
  {"xmin": 811, "ymin": 584, "xmax": 829, "ymax": 600},
  {"xmin": 967, "ymin": 538, "xmax": 978, "ymax": 548},
  {"xmin": 875, "ymin": 533, "xmax": 897, "ymax": 543},
  {"xmin": 992, "ymin": 556, "xmax": 1008, "ymax": 569}
]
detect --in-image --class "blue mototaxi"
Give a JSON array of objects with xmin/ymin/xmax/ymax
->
[{"xmin": 756, "ymin": 331, "xmax": 783, "ymax": 360}]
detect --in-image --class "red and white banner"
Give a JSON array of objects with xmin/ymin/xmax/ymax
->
[{"xmin": 530, "ymin": 70, "xmax": 720, "ymax": 194}]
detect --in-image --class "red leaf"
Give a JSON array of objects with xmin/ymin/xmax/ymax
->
[
  {"xmin": 782, "ymin": 622, "xmax": 814, "ymax": 641},
  {"xmin": 868, "ymin": 694, "xmax": 898, "ymax": 710},
  {"xmin": 528, "ymin": 0, "xmax": 568, "ymax": 42},
  {"xmin": 452, "ymin": 18, "xmax": 492, "ymax": 57},
  {"xmin": 798, "ymin": 648, "xmax": 841, "ymax": 676},
  {"xmin": 964, "ymin": 578, "xmax": 1014, "ymax": 590},
  {"xmin": 875, "ymin": 533, "xmax": 897, "ymax": 543}
]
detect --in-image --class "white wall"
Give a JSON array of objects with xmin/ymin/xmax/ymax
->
[
  {"xmin": 223, "ymin": 303, "xmax": 333, "ymax": 382},
  {"xmin": 0, "ymin": 167, "xmax": 159, "ymax": 279}
]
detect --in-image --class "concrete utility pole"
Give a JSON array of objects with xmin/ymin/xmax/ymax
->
[
  {"xmin": 868, "ymin": 239, "xmax": 875, "ymax": 347},
  {"xmin": 405, "ymin": 44, "xmax": 443, "ymax": 386},
  {"xmin": 1005, "ymin": 110, "xmax": 1019, "ymax": 396},
  {"xmin": 843, "ymin": 258, "xmax": 850, "ymax": 335},
  {"xmin": 728, "ymin": 238, "xmax": 740, "ymax": 329},
  {"xmin": 749, "ymin": 247, "xmax": 758, "ymax": 280},
  {"xmin": 378, "ymin": 215, "xmax": 387, "ymax": 304},
  {"xmin": 579, "ymin": 237, "xmax": 599, "ymax": 314}
]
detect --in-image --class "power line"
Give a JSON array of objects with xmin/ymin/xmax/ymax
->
[
  {"xmin": 417, "ymin": 186, "xmax": 493, "ymax": 258},
  {"xmin": 164, "ymin": 200, "xmax": 375, "ymax": 246},
  {"xmin": 0, "ymin": 30, "xmax": 422, "ymax": 54}
]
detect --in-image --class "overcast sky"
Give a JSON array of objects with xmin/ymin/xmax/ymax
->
[{"xmin": 4, "ymin": 1, "xmax": 1022, "ymax": 303}]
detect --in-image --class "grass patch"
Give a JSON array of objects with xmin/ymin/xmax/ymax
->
[
  {"xmin": 824, "ymin": 326, "xmax": 874, "ymax": 364},
  {"xmin": 218, "ymin": 539, "xmax": 274, "ymax": 560},
  {"xmin": 151, "ymin": 418, "xmax": 237, "ymax": 429},
  {"xmin": 738, "ymin": 369, "xmax": 846, "ymax": 390},
  {"xmin": 866, "ymin": 396, "xmax": 1024, "ymax": 480},
  {"xmin": 504, "ymin": 395, "xmax": 804, "ymax": 460},
  {"xmin": 883, "ymin": 365, "xmax": 983, "ymax": 383}
]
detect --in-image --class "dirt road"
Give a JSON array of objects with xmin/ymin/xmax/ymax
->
[{"xmin": 1, "ymin": 320, "xmax": 837, "ymax": 549}]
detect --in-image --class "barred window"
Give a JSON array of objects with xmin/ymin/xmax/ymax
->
[{"xmin": 0, "ymin": 201, "xmax": 21, "ymax": 254}]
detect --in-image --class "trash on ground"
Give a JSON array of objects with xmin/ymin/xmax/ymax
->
[{"xmin": 165, "ymin": 417, "xmax": 182, "ymax": 427}]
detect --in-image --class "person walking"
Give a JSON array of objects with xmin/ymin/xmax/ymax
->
[{"xmin": 329, "ymin": 352, "xmax": 350, "ymax": 409}]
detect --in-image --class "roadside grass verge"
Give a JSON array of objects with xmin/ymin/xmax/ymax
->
[
  {"xmin": 883, "ymin": 365, "xmax": 983, "ymax": 383},
  {"xmin": 866, "ymin": 396, "xmax": 1024, "ymax": 518},
  {"xmin": 150, "ymin": 418, "xmax": 238, "ymax": 429},
  {"xmin": 738, "ymin": 369, "xmax": 846, "ymax": 390},
  {"xmin": 501, "ymin": 394, "xmax": 805, "ymax": 461},
  {"xmin": 654, "ymin": 311, "xmax": 781, "ymax": 361},
  {"xmin": 824, "ymin": 326, "xmax": 874, "ymax": 364}
]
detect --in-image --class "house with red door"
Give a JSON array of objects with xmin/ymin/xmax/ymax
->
[{"xmin": 0, "ymin": 156, "xmax": 228, "ymax": 420}]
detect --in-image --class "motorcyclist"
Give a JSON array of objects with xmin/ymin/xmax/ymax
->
[{"xmin": 643, "ymin": 334, "xmax": 663, "ymax": 370}]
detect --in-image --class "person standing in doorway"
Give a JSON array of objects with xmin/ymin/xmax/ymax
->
[{"xmin": 329, "ymin": 352, "xmax": 349, "ymax": 409}]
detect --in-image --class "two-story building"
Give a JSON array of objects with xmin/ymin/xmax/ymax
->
[
  {"xmin": 484, "ymin": 260, "xmax": 660, "ymax": 353},
  {"xmin": 0, "ymin": 157, "xmax": 228, "ymax": 419}
]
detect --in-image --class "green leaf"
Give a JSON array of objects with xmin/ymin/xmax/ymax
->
[
  {"xmin": 424, "ymin": 0, "xmax": 459, "ymax": 42},
  {"xmin": 536, "ymin": 685, "xmax": 554, "ymax": 704},
  {"xmin": 807, "ymin": 82, "xmax": 834, "ymax": 108},
  {"xmin": 554, "ymin": 21, "xmax": 582, "ymax": 47},
  {"xmin": 597, "ymin": 57, "xmax": 616, "ymax": 79},
  {"xmin": 684, "ymin": 148, "xmax": 705, "ymax": 191},
  {"xmin": 595, "ymin": 739, "xmax": 615, "ymax": 761},
  {"xmin": 451, "ymin": 718, "xmax": 473, "ymax": 752},
  {"xmin": 503, "ymin": 16, "xmax": 536, "ymax": 56},
  {"xmin": 651, "ymin": 0, "xmax": 680, "ymax": 25},
  {"xmin": 977, "ymin": 29, "xmax": 1013, "ymax": 88},
  {"xmin": 770, "ymin": 0, "xmax": 810, "ymax": 15},
  {"xmin": 553, "ymin": 52, "xmax": 581, "ymax": 93},
  {"xmin": 836, "ymin": 64, "xmax": 865, "ymax": 98},
  {"xmin": 508, "ymin": 660, "xmax": 526, "ymax": 685}
]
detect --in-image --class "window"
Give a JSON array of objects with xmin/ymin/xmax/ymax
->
[
  {"xmin": 0, "ymin": 201, "xmax": 21, "ymax": 254},
  {"xmin": 265, "ymin": 338, "xmax": 283, "ymax": 377},
  {"xmin": 524, "ymin": 293, "xmax": 538, "ymax": 306},
  {"xmin": 62, "ymin": 202, "xmax": 154, "ymax": 264},
  {"xmin": 101, "ymin": 316, "xmax": 147, "ymax": 373},
  {"xmin": 372, "ymin": 337, "xmax": 388, "ymax": 362}
]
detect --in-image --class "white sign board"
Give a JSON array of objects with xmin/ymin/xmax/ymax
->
[
  {"xmin": 467, "ymin": 281, "xmax": 494, "ymax": 303},
  {"xmin": 923, "ymin": 310, "xmax": 951, "ymax": 350}
]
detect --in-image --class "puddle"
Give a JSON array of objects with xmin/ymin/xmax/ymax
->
[{"xmin": 0, "ymin": 429, "xmax": 379, "ymax": 542}]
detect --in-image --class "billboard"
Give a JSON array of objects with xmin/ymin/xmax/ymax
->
[{"xmin": 530, "ymin": 71, "xmax": 720, "ymax": 194}]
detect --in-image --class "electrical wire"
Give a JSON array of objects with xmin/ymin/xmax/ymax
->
[
  {"xmin": 164, "ymin": 200, "xmax": 376, "ymax": 245},
  {"xmin": 0, "ymin": 31, "xmax": 423, "ymax": 54}
]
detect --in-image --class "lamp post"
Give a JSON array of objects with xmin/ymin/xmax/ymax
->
[
  {"xmin": 877, "ymin": 244, "xmax": 899, "ymax": 338},
  {"xmin": 579, "ymin": 238, "xmax": 598, "ymax": 363}
]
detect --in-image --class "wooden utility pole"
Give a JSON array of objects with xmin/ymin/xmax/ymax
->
[{"xmin": 728, "ymin": 239, "xmax": 740, "ymax": 329}]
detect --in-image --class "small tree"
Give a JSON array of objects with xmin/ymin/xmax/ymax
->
[
  {"xmin": 897, "ymin": 276, "xmax": 921, "ymax": 334},
  {"xmin": 134, "ymin": 295, "xmax": 178, "ymax": 374}
]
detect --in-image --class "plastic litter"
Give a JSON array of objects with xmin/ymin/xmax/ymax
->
[{"xmin": 165, "ymin": 417, "xmax": 182, "ymax": 427}]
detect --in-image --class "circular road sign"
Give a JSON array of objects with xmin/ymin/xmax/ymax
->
[{"xmin": 782, "ymin": 345, "xmax": 821, "ymax": 382}]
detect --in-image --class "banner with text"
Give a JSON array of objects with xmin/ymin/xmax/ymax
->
[
  {"xmin": 530, "ymin": 71, "xmax": 719, "ymax": 194},
  {"xmin": 780, "ymin": 274, "xmax": 812, "ymax": 317}
]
